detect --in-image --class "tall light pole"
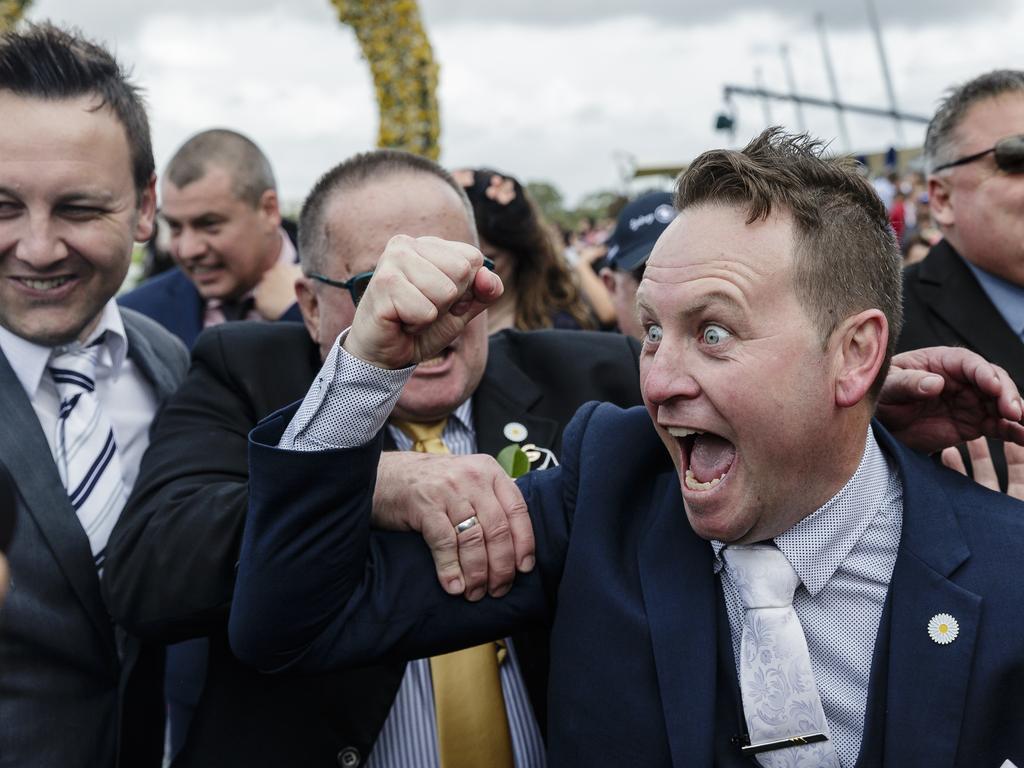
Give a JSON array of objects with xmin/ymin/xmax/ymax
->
[
  {"xmin": 864, "ymin": 0, "xmax": 905, "ymax": 145},
  {"xmin": 815, "ymin": 13, "xmax": 853, "ymax": 152}
]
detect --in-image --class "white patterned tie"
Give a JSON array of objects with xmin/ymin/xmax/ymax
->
[
  {"xmin": 722, "ymin": 544, "xmax": 840, "ymax": 768},
  {"xmin": 49, "ymin": 339, "xmax": 127, "ymax": 572}
]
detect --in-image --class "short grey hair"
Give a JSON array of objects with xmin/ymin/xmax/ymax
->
[
  {"xmin": 298, "ymin": 149, "xmax": 474, "ymax": 276},
  {"xmin": 164, "ymin": 128, "xmax": 276, "ymax": 207},
  {"xmin": 924, "ymin": 69, "xmax": 1024, "ymax": 174}
]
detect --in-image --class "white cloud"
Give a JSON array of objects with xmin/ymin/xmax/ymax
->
[{"xmin": 21, "ymin": 0, "xmax": 1024, "ymax": 207}]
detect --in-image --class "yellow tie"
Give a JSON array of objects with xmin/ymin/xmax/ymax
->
[
  {"xmin": 391, "ymin": 418, "xmax": 516, "ymax": 768},
  {"xmin": 392, "ymin": 418, "xmax": 451, "ymax": 455}
]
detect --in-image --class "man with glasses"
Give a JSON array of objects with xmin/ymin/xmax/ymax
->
[
  {"xmin": 899, "ymin": 69, "xmax": 1024, "ymax": 488},
  {"xmin": 104, "ymin": 149, "xmax": 645, "ymax": 767}
]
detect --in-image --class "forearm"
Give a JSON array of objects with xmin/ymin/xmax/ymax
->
[
  {"xmin": 230, "ymin": 407, "xmax": 557, "ymax": 673},
  {"xmin": 105, "ymin": 474, "xmax": 247, "ymax": 641}
]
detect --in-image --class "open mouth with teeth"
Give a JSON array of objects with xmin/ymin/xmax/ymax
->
[
  {"xmin": 667, "ymin": 426, "xmax": 737, "ymax": 492},
  {"xmin": 415, "ymin": 346, "xmax": 455, "ymax": 372}
]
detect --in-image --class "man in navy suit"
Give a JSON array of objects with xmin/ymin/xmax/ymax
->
[
  {"xmin": 231, "ymin": 129, "xmax": 1024, "ymax": 767},
  {"xmin": 120, "ymin": 129, "xmax": 302, "ymax": 347}
]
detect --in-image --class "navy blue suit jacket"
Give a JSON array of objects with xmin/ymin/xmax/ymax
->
[
  {"xmin": 231, "ymin": 402, "xmax": 1024, "ymax": 767},
  {"xmin": 119, "ymin": 268, "xmax": 302, "ymax": 348}
]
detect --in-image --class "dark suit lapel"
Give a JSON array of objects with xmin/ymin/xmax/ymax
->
[
  {"xmin": 472, "ymin": 347, "xmax": 559, "ymax": 459},
  {"xmin": 0, "ymin": 350, "xmax": 115, "ymax": 651},
  {"xmin": 638, "ymin": 471, "xmax": 719, "ymax": 767},
  {"xmin": 876, "ymin": 427, "xmax": 981, "ymax": 768},
  {"xmin": 915, "ymin": 241, "xmax": 1024, "ymax": 384}
]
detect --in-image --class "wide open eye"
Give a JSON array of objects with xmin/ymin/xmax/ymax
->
[
  {"xmin": 701, "ymin": 324, "xmax": 731, "ymax": 346},
  {"xmin": 645, "ymin": 324, "xmax": 663, "ymax": 344}
]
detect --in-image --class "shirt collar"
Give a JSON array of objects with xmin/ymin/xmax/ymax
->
[
  {"xmin": 0, "ymin": 299, "xmax": 128, "ymax": 400},
  {"xmin": 962, "ymin": 257, "xmax": 1024, "ymax": 338},
  {"xmin": 712, "ymin": 428, "xmax": 892, "ymax": 596},
  {"xmin": 449, "ymin": 397, "xmax": 475, "ymax": 435}
]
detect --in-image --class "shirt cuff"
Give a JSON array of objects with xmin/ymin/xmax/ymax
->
[{"xmin": 278, "ymin": 329, "xmax": 415, "ymax": 451}]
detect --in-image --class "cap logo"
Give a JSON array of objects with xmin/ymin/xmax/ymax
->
[
  {"xmin": 629, "ymin": 205, "xmax": 677, "ymax": 232},
  {"xmin": 654, "ymin": 204, "xmax": 676, "ymax": 224}
]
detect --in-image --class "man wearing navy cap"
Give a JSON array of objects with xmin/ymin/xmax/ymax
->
[{"xmin": 600, "ymin": 191, "xmax": 676, "ymax": 339}]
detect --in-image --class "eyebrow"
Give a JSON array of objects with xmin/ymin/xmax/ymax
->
[
  {"xmin": 55, "ymin": 191, "xmax": 117, "ymax": 206},
  {"xmin": 163, "ymin": 212, "xmax": 227, "ymax": 227},
  {"xmin": 636, "ymin": 289, "xmax": 747, "ymax": 326}
]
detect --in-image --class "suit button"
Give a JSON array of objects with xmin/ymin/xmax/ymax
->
[{"xmin": 337, "ymin": 747, "xmax": 360, "ymax": 767}]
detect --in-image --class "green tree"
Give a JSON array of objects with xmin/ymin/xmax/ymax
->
[{"xmin": 524, "ymin": 180, "xmax": 568, "ymax": 228}]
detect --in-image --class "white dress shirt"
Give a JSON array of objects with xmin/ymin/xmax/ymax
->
[
  {"xmin": 0, "ymin": 299, "xmax": 159, "ymax": 494},
  {"xmin": 713, "ymin": 429, "xmax": 904, "ymax": 768}
]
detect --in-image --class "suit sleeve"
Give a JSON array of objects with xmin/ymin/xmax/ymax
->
[
  {"xmin": 228, "ymin": 400, "xmax": 600, "ymax": 674},
  {"xmin": 103, "ymin": 329, "xmax": 257, "ymax": 641}
]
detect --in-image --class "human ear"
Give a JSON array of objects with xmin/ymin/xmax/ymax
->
[
  {"xmin": 134, "ymin": 173, "xmax": 158, "ymax": 242},
  {"xmin": 927, "ymin": 175, "xmax": 954, "ymax": 228},
  {"xmin": 294, "ymin": 277, "xmax": 321, "ymax": 345},
  {"xmin": 833, "ymin": 309, "xmax": 888, "ymax": 408},
  {"xmin": 259, "ymin": 188, "xmax": 283, "ymax": 228},
  {"xmin": 599, "ymin": 267, "xmax": 616, "ymax": 295}
]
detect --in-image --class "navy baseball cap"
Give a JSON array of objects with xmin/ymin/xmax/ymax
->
[{"xmin": 606, "ymin": 191, "xmax": 677, "ymax": 272}]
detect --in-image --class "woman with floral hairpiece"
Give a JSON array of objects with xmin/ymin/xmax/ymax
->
[{"xmin": 453, "ymin": 167, "xmax": 596, "ymax": 333}]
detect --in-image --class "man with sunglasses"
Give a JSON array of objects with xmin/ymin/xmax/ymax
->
[
  {"xmin": 104, "ymin": 148, "xmax": 645, "ymax": 768},
  {"xmin": 899, "ymin": 69, "xmax": 1024, "ymax": 489}
]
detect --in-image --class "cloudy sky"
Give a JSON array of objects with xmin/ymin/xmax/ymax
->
[{"xmin": 25, "ymin": 0, "xmax": 1024, "ymax": 208}]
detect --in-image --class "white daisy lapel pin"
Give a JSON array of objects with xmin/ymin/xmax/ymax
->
[{"xmin": 927, "ymin": 613, "xmax": 960, "ymax": 645}]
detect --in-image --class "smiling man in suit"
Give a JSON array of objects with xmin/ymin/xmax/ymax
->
[
  {"xmin": 899, "ymin": 70, "xmax": 1024, "ymax": 488},
  {"xmin": 230, "ymin": 129, "xmax": 1024, "ymax": 768},
  {"xmin": 0, "ymin": 24, "xmax": 188, "ymax": 768},
  {"xmin": 120, "ymin": 129, "xmax": 302, "ymax": 347}
]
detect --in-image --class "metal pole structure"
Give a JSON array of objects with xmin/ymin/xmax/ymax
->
[
  {"xmin": 721, "ymin": 84, "xmax": 930, "ymax": 124},
  {"xmin": 864, "ymin": 0, "xmax": 905, "ymax": 144},
  {"xmin": 779, "ymin": 44, "xmax": 807, "ymax": 131},
  {"xmin": 815, "ymin": 13, "xmax": 853, "ymax": 152},
  {"xmin": 754, "ymin": 66, "xmax": 773, "ymax": 126}
]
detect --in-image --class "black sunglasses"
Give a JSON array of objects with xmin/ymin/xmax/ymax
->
[
  {"xmin": 933, "ymin": 133, "xmax": 1024, "ymax": 174},
  {"xmin": 308, "ymin": 257, "xmax": 495, "ymax": 306}
]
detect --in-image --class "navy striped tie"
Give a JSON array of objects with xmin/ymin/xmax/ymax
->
[{"xmin": 48, "ymin": 340, "xmax": 127, "ymax": 571}]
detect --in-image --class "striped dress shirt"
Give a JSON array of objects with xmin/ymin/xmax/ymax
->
[{"xmin": 279, "ymin": 336, "xmax": 546, "ymax": 768}]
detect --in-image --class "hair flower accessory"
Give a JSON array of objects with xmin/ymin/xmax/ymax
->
[{"xmin": 485, "ymin": 174, "xmax": 517, "ymax": 205}]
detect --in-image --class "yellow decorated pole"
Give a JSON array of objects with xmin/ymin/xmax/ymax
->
[
  {"xmin": 0, "ymin": 0, "xmax": 31, "ymax": 31},
  {"xmin": 330, "ymin": 0, "xmax": 441, "ymax": 160}
]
